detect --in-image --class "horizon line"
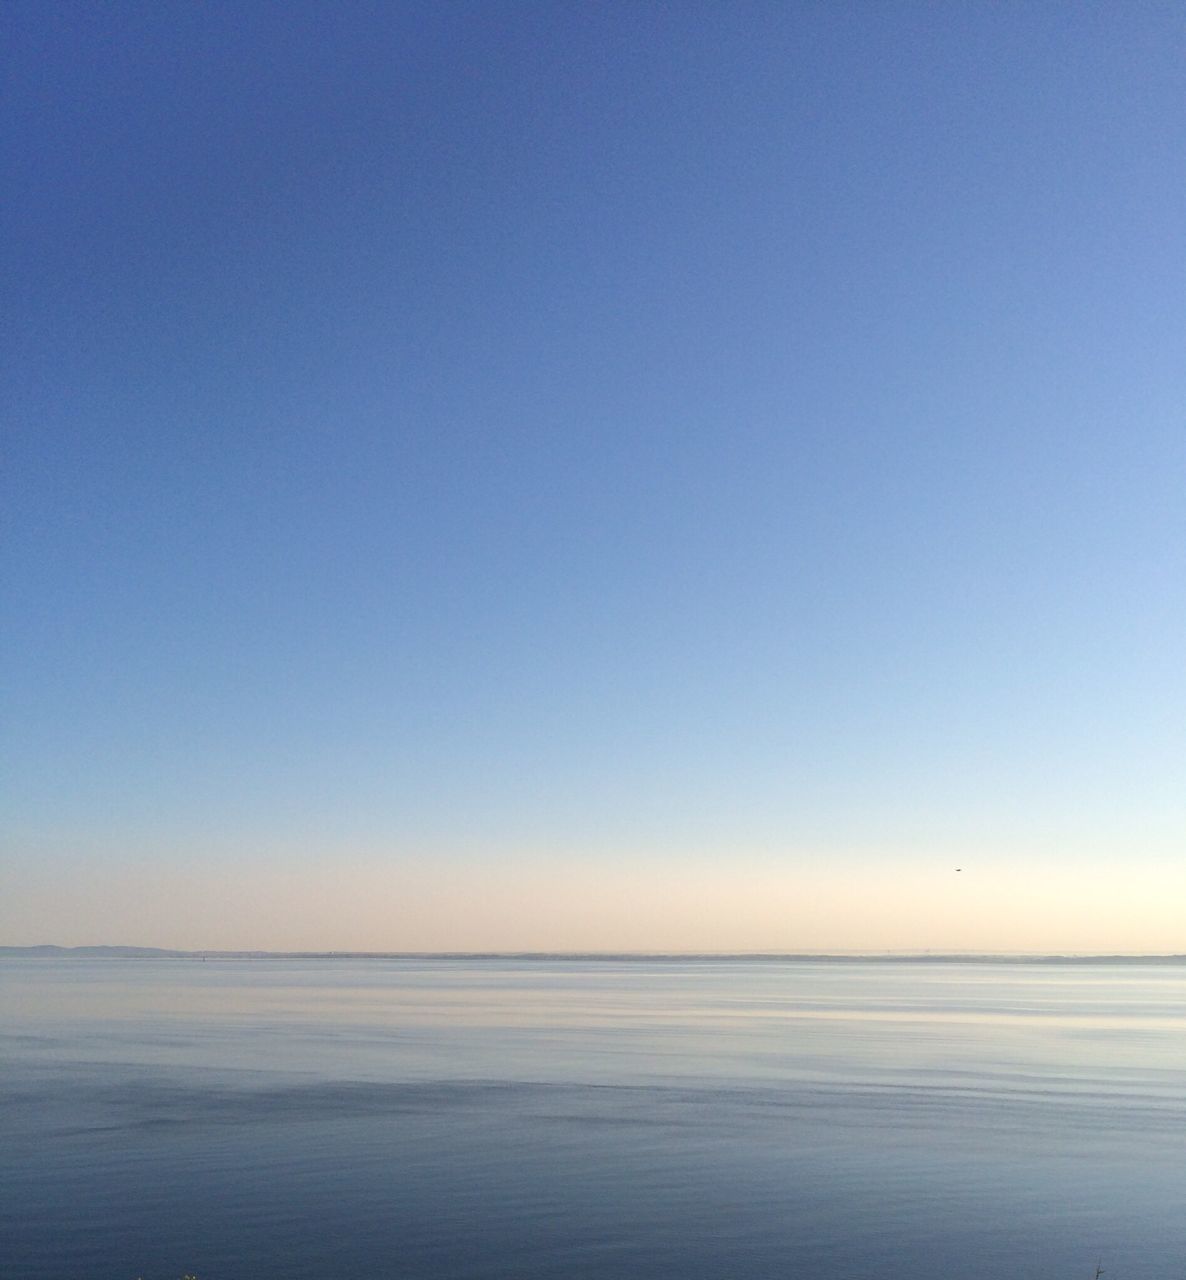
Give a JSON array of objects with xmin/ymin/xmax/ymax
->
[{"xmin": 4, "ymin": 944, "xmax": 1186, "ymax": 963}]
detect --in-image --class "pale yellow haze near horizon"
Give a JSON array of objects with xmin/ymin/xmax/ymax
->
[{"xmin": 4, "ymin": 853, "xmax": 1184, "ymax": 954}]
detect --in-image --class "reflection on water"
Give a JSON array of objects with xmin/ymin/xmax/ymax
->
[{"xmin": 2, "ymin": 958, "xmax": 1185, "ymax": 1279}]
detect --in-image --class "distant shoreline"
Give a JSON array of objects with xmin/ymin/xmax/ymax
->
[{"xmin": 3, "ymin": 945, "xmax": 1185, "ymax": 964}]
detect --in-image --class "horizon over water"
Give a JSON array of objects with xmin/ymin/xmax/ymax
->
[
  {"xmin": 10, "ymin": 945, "xmax": 1186, "ymax": 960},
  {"xmin": 2, "ymin": 956, "xmax": 1184, "ymax": 1280}
]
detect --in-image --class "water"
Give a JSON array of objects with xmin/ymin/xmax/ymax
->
[{"xmin": 2, "ymin": 957, "xmax": 1184, "ymax": 1280}]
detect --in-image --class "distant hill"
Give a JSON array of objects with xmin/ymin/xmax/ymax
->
[{"xmin": 0, "ymin": 944, "xmax": 193, "ymax": 958}]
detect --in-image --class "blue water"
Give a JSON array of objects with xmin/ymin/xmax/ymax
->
[{"xmin": 2, "ymin": 957, "xmax": 1184, "ymax": 1280}]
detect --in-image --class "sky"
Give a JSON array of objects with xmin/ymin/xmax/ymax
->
[{"xmin": 3, "ymin": 1, "xmax": 1184, "ymax": 953}]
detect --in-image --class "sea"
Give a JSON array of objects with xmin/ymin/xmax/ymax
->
[{"xmin": 2, "ymin": 955, "xmax": 1184, "ymax": 1280}]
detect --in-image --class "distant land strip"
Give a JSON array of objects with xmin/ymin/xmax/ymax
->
[{"xmin": 2, "ymin": 945, "xmax": 1185, "ymax": 964}]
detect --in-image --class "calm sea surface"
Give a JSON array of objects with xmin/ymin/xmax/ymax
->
[{"xmin": 2, "ymin": 957, "xmax": 1184, "ymax": 1280}]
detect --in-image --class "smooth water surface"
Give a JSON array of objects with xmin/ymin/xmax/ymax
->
[{"xmin": 2, "ymin": 957, "xmax": 1184, "ymax": 1279}]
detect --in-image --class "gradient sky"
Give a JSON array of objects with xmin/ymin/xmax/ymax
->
[{"xmin": 3, "ymin": 1, "xmax": 1183, "ymax": 952}]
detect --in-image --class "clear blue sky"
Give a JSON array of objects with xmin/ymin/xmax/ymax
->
[{"xmin": 3, "ymin": 2, "xmax": 1183, "ymax": 950}]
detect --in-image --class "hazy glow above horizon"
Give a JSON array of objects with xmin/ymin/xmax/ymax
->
[
  {"xmin": 5, "ymin": 844, "xmax": 1185, "ymax": 956},
  {"xmin": 2, "ymin": 3, "xmax": 1183, "ymax": 953}
]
